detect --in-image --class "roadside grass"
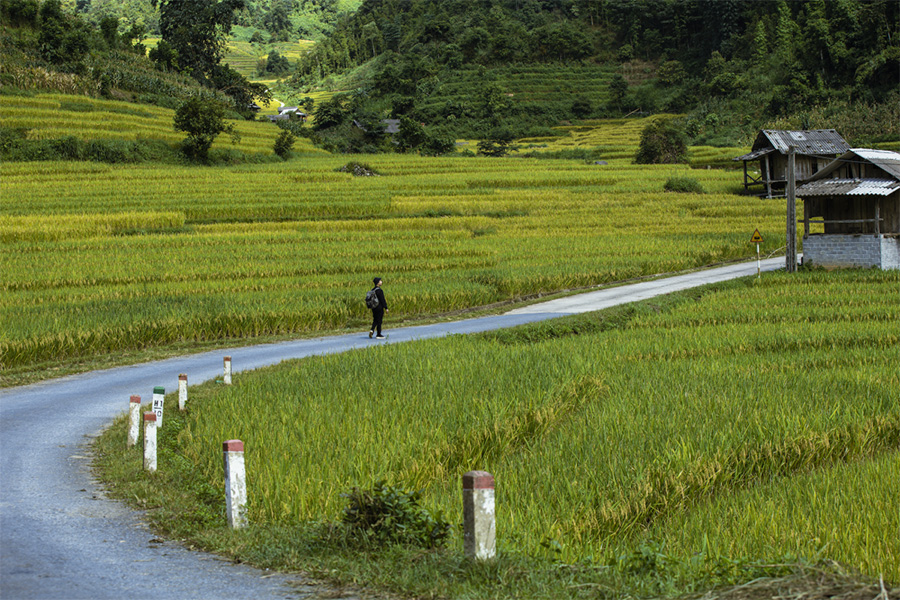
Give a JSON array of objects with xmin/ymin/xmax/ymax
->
[{"xmin": 93, "ymin": 272, "xmax": 899, "ymax": 598}]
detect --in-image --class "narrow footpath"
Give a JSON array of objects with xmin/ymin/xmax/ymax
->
[{"xmin": 0, "ymin": 258, "xmax": 785, "ymax": 600}]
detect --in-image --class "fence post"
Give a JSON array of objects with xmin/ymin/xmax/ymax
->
[
  {"xmin": 127, "ymin": 395, "xmax": 141, "ymax": 448},
  {"xmin": 223, "ymin": 440, "xmax": 247, "ymax": 529},
  {"xmin": 463, "ymin": 470, "xmax": 496, "ymax": 560},
  {"xmin": 178, "ymin": 374, "xmax": 188, "ymax": 411},
  {"xmin": 143, "ymin": 412, "xmax": 157, "ymax": 473},
  {"xmin": 224, "ymin": 356, "xmax": 232, "ymax": 385},
  {"xmin": 152, "ymin": 386, "xmax": 165, "ymax": 427}
]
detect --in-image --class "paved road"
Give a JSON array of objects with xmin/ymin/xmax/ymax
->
[{"xmin": 0, "ymin": 258, "xmax": 785, "ymax": 600}]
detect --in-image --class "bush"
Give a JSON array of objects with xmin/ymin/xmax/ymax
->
[
  {"xmin": 664, "ymin": 177, "xmax": 705, "ymax": 194},
  {"xmin": 341, "ymin": 481, "xmax": 450, "ymax": 548},
  {"xmin": 273, "ymin": 129, "xmax": 295, "ymax": 159},
  {"xmin": 173, "ymin": 96, "xmax": 238, "ymax": 162},
  {"xmin": 635, "ymin": 117, "xmax": 688, "ymax": 164}
]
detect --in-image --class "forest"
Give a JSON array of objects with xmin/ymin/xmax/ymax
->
[{"xmin": 289, "ymin": 0, "xmax": 899, "ymax": 136}]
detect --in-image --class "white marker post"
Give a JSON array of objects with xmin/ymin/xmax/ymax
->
[
  {"xmin": 463, "ymin": 470, "xmax": 496, "ymax": 561},
  {"xmin": 178, "ymin": 374, "xmax": 188, "ymax": 411},
  {"xmin": 223, "ymin": 356, "xmax": 232, "ymax": 385},
  {"xmin": 223, "ymin": 440, "xmax": 247, "ymax": 529},
  {"xmin": 152, "ymin": 386, "xmax": 165, "ymax": 427},
  {"xmin": 143, "ymin": 412, "xmax": 157, "ymax": 472},
  {"xmin": 127, "ymin": 395, "xmax": 142, "ymax": 448}
]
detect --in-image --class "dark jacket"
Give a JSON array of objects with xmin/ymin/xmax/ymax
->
[{"xmin": 372, "ymin": 286, "xmax": 388, "ymax": 311}]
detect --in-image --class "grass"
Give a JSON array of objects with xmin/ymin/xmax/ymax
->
[
  {"xmin": 3, "ymin": 94, "xmax": 810, "ymax": 379},
  {"xmin": 92, "ymin": 271, "xmax": 899, "ymax": 599}
]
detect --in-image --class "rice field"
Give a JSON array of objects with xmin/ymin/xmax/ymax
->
[
  {"xmin": 1, "ymin": 92, "xmax": 805, "ymax": 376},
  {"xmin": 6, "ymin": 90, "xmax": 897, "ymax": 589},
  {"xmin": 169, "ymin": 269, "xmax": 899, "ymax": 581}
]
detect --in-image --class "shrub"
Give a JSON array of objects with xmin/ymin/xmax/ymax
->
[
  {"xmin": 273, "ymin": 129, "xmax": 295, "ymax": 159},
  {"xmin": 664, "ymin": 177, "xmax": 705, "ymax": 194},
  {"xmin": 341, "ymin": 481, "xmax": 450, "ymax": 548},
  {"xmin": 635, "ymin": 117, "xmax": 688, "ymax": 164},
  {"xmin": 173, "ymin": 96, "xmax": 238, "ymax": 162}
]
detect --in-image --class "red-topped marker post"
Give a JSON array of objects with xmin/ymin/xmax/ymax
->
[
  {"xmin": 143, "ymin": 412, "xmax": 157, "ymax": 472},
  {"xmin": 462, "ymin": 470, "xmax": 495, "ymax": 560},
  {"xmin": 223, "ymin": 356, "xmax": 232, "ymax": 385},
  {"xmin": 178, "ymin": 374, "xmax": 188, "ymax": 410},
  {"xmin": 223, "ymin": 440, "xmax": 247, "ymax": 529},
  {"xmin": 127, "ymin": 395, "xmax": 141, "ymax": 448}
]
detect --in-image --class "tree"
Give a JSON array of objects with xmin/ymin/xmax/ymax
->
[
  {"xmin": 608, "ymin": 74, "xmax": 629, "ymax": 112},
  {"xmin": 99, "ymin": 15, "xmax": 119, "ymax": 49},
  {"xmin": 273, "ymin": 129, "xmax": 296, "ymax": 159},
  {"xmin": 477, "ymin": 128, "xmax": 515, "ymax": 157},
  {"xmin": 173, "ymin": 96, "xmax": 238, "ymax": 162},
  {"xmin": 634, "ymin": 118, "xmax": 687, "ymax": 165},
  {"xmin": 149, "ymin": 39, "xmax": 178, "ymax": 71},
  {"xmin": 38, "ymin": 0, "xmax": 90, "ymax": 67},
  {"xmin": 264, "ymin": 49, "xmax": 291, "ymax": 75},
  {"xmin": 313, "ymin": 95, "xmax": 348, "ymax": 130},
  {"xmin": 154, "ymin": 0, "xmax": 244, "ymax": 80}
]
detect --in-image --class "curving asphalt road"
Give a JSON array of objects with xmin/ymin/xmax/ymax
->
[{"xmin": 0, "ymin": 258, "xmax": 785, "ymax": 600}]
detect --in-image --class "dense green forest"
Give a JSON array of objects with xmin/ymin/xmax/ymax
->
[
  {"xmin": 2, "ymin": 0, "xmax": 898, "ymax": 156},
  {"xmin": 35, "ymin": 0, "xmax": 360, "ymax": 41},
  {"xmin": 286, "ymin": 0, "xmax": 898, "ymax": 140}
]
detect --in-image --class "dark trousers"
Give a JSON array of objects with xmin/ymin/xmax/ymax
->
[{"xmin": 371, "ymin": 308, "xmax": 384, "ymax": 335}]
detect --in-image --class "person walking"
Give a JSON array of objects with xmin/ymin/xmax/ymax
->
[{"xmin": 368, "ymin": 277, "xmax": 388, "ymax": 339}]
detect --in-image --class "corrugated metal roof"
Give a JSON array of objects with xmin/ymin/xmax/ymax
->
[
  {"xmin": 851, "ymin": 148, "xmax": 900, "ymax": 179},
  {"xmin": 797, "ymin": 178, "xmax": 900, "ymax": 197},
  {"xmin": 733, "ymin": 147, "xmax": 775, "ymax": 162},
  {"xmin": 806, "ymin": 149, "xmax": 900, "ymax": 182},
  {"xmin": 754, "ymin": 129, "xmax": 850, "ymax": 155}
]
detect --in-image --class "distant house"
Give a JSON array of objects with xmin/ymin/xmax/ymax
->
[
  {"xmin": 733, "ymin": 130, "xmax": 850, "ymax": 197},
  {"xmin": 276, "ymin": 106, "xmax": 307, "ymax": 121},
  {"xmin": 352, "ymin": 119, "xmax": 401, "ymax": 136},
  {"xmin": 797, "ymin": 148, "xmax": 900, "ymax": 270}
]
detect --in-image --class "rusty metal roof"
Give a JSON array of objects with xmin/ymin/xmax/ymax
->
[
  {"xmin": 754, "ymin": 129, "xmax": 850, "ymax": 155},
  {"xmin": 797, "ymin": 178, "xmax": 900, "ymax": 197},
  {"xmin": 733, "ymin": 147, "xmax": 775, "ymax": 162}
]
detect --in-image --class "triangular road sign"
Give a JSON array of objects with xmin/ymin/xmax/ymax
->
[{"xmin": 750, "ymin": 228, "xmax": 763, "ymax": 243}]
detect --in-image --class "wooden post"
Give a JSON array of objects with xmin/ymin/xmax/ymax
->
[
  {"xmin": 786, "ymin": 147, "xmax": 797, "ymax": 273},
  {"xmin": 178, "ymin": 374, "xmax": 187, "ymax": 411},
  {"xmin": 874, "ymin": 200, "xmax": 881, "ymax": 236},
  {"xmin": 803, "ymin": 198, "xmax": 810, "ymax": 238},
  {"xmin": 143, "ymin": 412, "xmax": 157, "ymax": 472},
  {"xmin": 764, "ymin": 154, "xmax": 773, "ymax": 199},
  {"xmin": 127, "ymin": 395, "xmax": 141, "ymax": 448},
  {"xmin": 223, "ymin": 440, "xmax": 247, "ymax": 529},
  {"xmin": 463, "ymin": 471, "xmax": 496, "ymax": 561}
]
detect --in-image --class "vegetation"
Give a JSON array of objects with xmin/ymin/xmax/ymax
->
[
  {"xmin": 173, "ymin": 95, "xmax": 240, "ymax": 162},
  {"xmin": 1, "ymin": 3, "xmax": 899, "ymax": 598},
  {"xmin": 93, "ymin": 270, "xmax": 899, "ymax": 598},
  {"xmin": 1, "ymin": 94, "xmax": 804, "ymax": 381},
  {"xmin": 284, "ymin": 0, "xmax": 899, "ymax": 147}
]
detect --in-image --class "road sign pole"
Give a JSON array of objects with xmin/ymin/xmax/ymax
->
[{"xmin": 757, "ymin": 243, "xmax": 760, "ymax": 278}]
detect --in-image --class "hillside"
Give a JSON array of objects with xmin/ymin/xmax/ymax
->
[{"xmin": 286, "ymin": 0, "xmax": 899, "ymax": 144}]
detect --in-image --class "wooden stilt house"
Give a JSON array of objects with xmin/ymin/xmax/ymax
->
[
  {"xmin": 797, "ymin": 149, "xmax": 900, "ymax": 270},
  {"xmin": 733, "ymin": 130, "xmax": 850, "ymax": 198}
]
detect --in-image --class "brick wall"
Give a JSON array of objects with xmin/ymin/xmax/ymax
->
[{"xmin": 802, "ymin": 234, "xmax": 900, "ymax": 270}]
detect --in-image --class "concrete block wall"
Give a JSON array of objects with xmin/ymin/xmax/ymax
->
[{"xmin": 803, "ymin": 234, "xmax": 900, "ymax": 270}]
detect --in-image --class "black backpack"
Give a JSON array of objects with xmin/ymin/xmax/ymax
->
[{"xmin": 365, "ymin": 288, "xmax": 380, "ymax": 309}]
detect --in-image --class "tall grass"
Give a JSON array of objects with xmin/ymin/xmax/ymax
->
[{"xmin": 169, "ymin": 270, "xmax": 899, "ymax": 581}]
